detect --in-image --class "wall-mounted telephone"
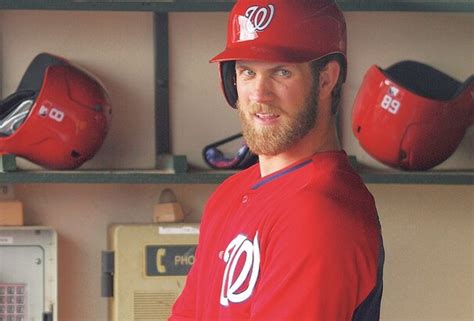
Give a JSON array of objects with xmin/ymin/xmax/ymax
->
[
  {"xmin": 0, "ymin": 227, "xmax": 57, "ymax": 321},
  {"xmin": 102, "ymin": 224, "xmax": 199, "ymax": 321}
]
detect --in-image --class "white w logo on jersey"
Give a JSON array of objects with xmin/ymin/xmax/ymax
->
[{"xmin": 220, "ymin": 232, "xmax": 260, "ymax": 307}]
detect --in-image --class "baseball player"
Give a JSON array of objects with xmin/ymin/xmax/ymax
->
[{"xmin": 169, "ymin": 0, "xmax": 384, "ymax": 320}]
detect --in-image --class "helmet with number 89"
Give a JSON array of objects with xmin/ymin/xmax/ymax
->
[
  {"xmin": 352, "ymin": 61, "xmax": 473, "ymax": 170},
  {"xmin": 210, "ymin": 0, "xmax": 347, "ymax": 108},
  {"xmin": 0, "ymin": 53, "xmax": 112, "ymax": 169}
]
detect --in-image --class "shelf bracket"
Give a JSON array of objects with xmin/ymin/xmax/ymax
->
[
  {"xmin": 0, "ymin": 154, "xmax": 17, "ymax": 172},
  {"xmin": 156, "ymin": 154, "xmax": 188, "ymax": 173}
]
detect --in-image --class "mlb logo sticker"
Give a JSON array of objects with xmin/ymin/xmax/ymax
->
[{"xmin": 388, "ymin": 86, "xmax": 399, "ymax": 97}]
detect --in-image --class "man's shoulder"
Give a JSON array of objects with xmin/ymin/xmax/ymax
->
[
  {"xmin": 212, "ymin": 163, "xmax": 259, "ymax": 195},
  {"xmin": 310, "ymin": 151, "xmax": 370, "ymax": 197},
  {"xmin": 288, "ymin": 152, "xmax": 377, "ymax": 220}
]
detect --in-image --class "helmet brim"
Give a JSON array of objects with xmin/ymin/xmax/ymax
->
[{"xmin": 210, "ymin": 45, "xmax": 318, "ymax": 64}]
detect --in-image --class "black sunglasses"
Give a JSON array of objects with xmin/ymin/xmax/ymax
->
[{"xmin": 203, "ymin": 133, "xmax": 258, "ymax": 170}]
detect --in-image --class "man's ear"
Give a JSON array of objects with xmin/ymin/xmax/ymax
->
[{"xmin": 318, "ymin": 60, "xmax": 341, "ymax": 100}]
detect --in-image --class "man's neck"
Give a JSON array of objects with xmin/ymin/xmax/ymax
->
[{"xmin": 258, "ymin": 120, "xmax": 340, "ymax": 177}]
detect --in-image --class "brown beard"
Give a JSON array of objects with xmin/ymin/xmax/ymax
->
[{"xmin": 237, "ymin": 90, "xmax": 318, "ymax": 156}]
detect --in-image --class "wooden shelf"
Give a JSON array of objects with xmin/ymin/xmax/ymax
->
[
  {"xmin": 0, "ymin": 1, "xmax": 472, "ymax": 12},
  {"xmin": 357, "ymin": 169, "xmax": 473, "ymax": 185},
  {"xmin": 0, "ymin": 169, "xmax": 472, "ymax": 185}
]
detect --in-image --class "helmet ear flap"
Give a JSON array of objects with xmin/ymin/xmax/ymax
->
[
  {"xmin": 220, "ymin": 61, "xmax": 238, "ymax": 108},
  {"xmin": 17, "ymin": 53, "xmax": 66, "ymax": 93}
]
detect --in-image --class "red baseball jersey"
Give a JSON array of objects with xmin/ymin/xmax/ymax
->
[{"xmin": 169, "ymin": 151, "xmax": 384, "ymax": 321}]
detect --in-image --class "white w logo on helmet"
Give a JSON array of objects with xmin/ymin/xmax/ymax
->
[
  {"xmin": 245, "ymin": 5, "xmax": 275, "ymax": 32},
  {"xmin": 236, "ymin": 5, "xmax": 275, "ymax": 42},
  {"xmin": 220, "ymin": 232, "xmax": 260, "ymax": 307}
]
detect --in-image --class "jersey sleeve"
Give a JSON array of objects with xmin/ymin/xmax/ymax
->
[{"xmin": 250, "ymin": 190, "xmax": 381, "ymax": 321}]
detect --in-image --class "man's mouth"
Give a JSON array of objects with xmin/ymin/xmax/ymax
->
[{"xmin": 255, "ymin": 113, "xmax": 280, "ymax": 120}]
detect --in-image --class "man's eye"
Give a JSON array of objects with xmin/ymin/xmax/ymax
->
[
  {"xmin": 242, "ymin": 69, "xmax": 255, "ymax": 77},
  {"xmin": 276, "ymin": 69, "xmax": 291, "ymax": 77}
]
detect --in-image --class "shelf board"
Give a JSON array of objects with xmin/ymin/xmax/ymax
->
[
  {"xmin": 357, "ymin": 169, "xmax": 473, "ymax": 185},
  {"xmin": 0, "ymin": 1, "xmax": 236, "ymax": 12},
  {"xmin": 0, "ymin": 1, "xmax": 472, "ymax": 12},
  {"xmin": 0, "ymin": 170, "xmax": 231, "ymax": 184},
  {"xmin": 345, "ymin": 1, "xmax": 474, "ymax": 12},
  {"xmin": 0, "ymin": 169, "xmax": 472, "ymax": 185}
]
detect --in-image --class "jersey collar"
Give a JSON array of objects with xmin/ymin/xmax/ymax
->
[{"xmin": 251, "ymin": 158, "xmax": 313, "ymax": 190}]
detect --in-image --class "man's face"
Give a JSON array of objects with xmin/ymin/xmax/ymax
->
[{"xmin": 235, "ymin": 61, "xmax": 318, "ymax": 156}]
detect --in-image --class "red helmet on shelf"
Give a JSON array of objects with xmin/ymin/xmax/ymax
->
[
  {"xmin": 210, "ymin": 0, "xmax": 347, "ymax": 107},
  {"xmin": 0, "ymin": 53, "xmax": 112, "ymax": 169},
  {"xmin": 352, "ymin": 61, "xmax": 473, "ymax": 171}
]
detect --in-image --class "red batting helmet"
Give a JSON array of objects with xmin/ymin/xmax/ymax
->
[
  {"xmin": 0, "ymin": 53, "xmax": 112, "ymax": 169},
  {"xmin": 352, "ymin": 61, "xmax": 473, "ymax": 171},
  {"xmin": 210, "ymin": 0, "xmax": 347, "ymax": 107}
]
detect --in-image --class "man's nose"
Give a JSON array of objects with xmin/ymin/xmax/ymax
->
[{"xmin": 248, "ymin": 76, "xmax": 273, "ymax": 104}]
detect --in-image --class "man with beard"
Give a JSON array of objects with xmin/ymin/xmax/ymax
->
[{"xmin": 169, "ymin": 1, "xmax": 384, "ymax": 320}]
